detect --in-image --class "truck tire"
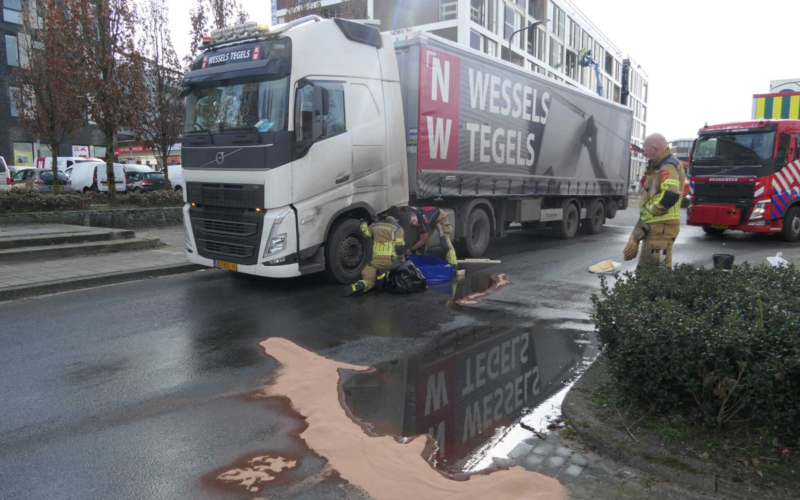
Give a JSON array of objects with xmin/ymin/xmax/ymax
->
[
  {"xmin": 554, "ymin": 203, "xmax": 579, "ymax": 239},
  {"xmin": 325, "ymin": 218, "xmax": 370, "ymax": 284},
  {"xmin": 464, "ymin": 207, "xmax": 490, "ymax": 258},
  {"xmin": 606, "ymin": 199, "xmax": 618, "ymax": 219},
  {"xmin": 703, "ymin": 226, "xmax": 726, "ymax": 237},
  {"xmin": 781, "ymin": 206, "xmax": 800, "ymax": 242},
  {"xmin": 582, "ymin": 202, "xmax": 605, "ymax": 235}
]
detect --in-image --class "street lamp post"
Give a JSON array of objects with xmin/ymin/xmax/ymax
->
[{"xmin": 507, "ymin": 19, "xmax": 547, "ymax": 63}]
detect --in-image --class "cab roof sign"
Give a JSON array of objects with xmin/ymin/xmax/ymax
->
[{"xmin": 198, "ymin": 45, "xmax": 263, "ymax": 70}]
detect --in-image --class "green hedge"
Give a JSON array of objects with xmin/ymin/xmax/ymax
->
[
  {"xmin": 0, "ymin": 189, "xmax": 184, "ymax": 213},
  {"xmin": 592, "ymin": 264, "xmax": 800, "ymax": 444}
]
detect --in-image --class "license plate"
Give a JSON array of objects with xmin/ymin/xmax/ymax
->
[
  {"xmin": 215, "ymin": 260, "xmax": 238, "ymax": 271},
  {"xmin": 712, "ymin": 224, "xmax": 728, "ymax": 230},
  {"xmin": 102, "ymin": 181, "xmax": 108, "ymax": 186}
]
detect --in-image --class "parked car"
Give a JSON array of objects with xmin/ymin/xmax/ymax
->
[
  {"xmin": 68, "ymin": 162, "xmax": 127, "ymax": 194},
  {"xmin": 11, "ymin": 168, "xmax": 74, "ymax": 192},
  {"xmin": 35, "ymin": 156, "xmax": 102, "ymax": 172},
  {"xmin": 0, "ymin": 156, "xmax": 9, "ymax": 191},
  {"xmin": 167, "ymin": 164, "xmax": 183, "ymax": 192},
  {"xmin": 122, "ymin": 164, "xmax": 154, "ymax": 174},
  {"xmin": 126, "ymin": 171, "xmax": 166, "ymax": 192}
]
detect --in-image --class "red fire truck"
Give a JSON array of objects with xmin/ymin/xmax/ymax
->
[{"xmin": 687, "ymin": 120, "xmax": 800, "ymax": 241}]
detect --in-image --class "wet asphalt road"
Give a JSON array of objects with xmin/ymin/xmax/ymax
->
[{"xmin": 0, "ymin": 206, "xmax": 795, "ymax": 500}]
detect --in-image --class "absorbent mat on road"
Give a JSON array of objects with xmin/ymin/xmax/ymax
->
[{"xmin": 253, "ymin": 337, "xmax": 566, "ymax": 500}]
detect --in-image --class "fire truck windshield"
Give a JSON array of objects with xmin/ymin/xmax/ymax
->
[
  {"xmin": 184, "ymin": 74, "xmax": 290, "ymax": 135},
  {"xmin": 694, "ymin": 131, "xmax": 776, "ymax": 164}
]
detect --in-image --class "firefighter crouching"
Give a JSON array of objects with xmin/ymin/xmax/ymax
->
[
  {"xmin": 406, "ymin": 206, "xmax": 457, "ymax": 266},
  {"xmin": 624, "ymin": 133, "xmax": 685, "ymax": 268},
  {"xmin": 343, "ymin": 211, "xmax": 406, "ymax": 296}
]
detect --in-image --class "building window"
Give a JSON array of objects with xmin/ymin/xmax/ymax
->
[
  {"xmin": 38, "ymin": 144, "xmax": 52, "ymax": 160},
  {"xmin": 13, "ymin": 142, "xmax": 34, "ymax": 166},
  {"xmin": 565, "ymin": 50, "xmax": 577, "ymax": 80},
  {"xmin": 504, "ymin": 5, "xmax": 515, "ymax": 42},
  {"xmin": 440, "ymin": 0, "xmax": 458, "ymax": 21},
  {"xmin": 550, "ymin": 38, "xmax": 563, "ymax": 71},
  {"xmin": 3, "ymin": 0, "xmax": 22, "ymax": 24},
  {"xmin": 484, "ymin": 37, "xmax": 497, "ymax": 57},
  {"xmin": 569, "ymin": 19, "xmax": 580, "ymax": 48},
  {"xmin": 528, "ymin": 0, "xmax": 545, "ymax": 20},
  {"xmin": 8, "ymin": 87, "xmax": 20, "ymax": 116},
  {"xmin": 94, "ymin": 146, "xmax": 107, "ymax": 159},
  {"xmin": 6, "ymin": 35, "xmax": 19, "ymax": 66},
  {"xmin": 470, "ymin": 30, "xmax": 481, "ymax": 51},
  {"xmin": 615, "ymin": 60, "xmax": 621, "ymax": 81},
  {"xmin": 470, "ymin": 0, "xmax": 483, "ymax": 24},
  {"xmin": 527, "ymin": 26, "xmax": 545, "ymax": 61},
  {"xmin": 550, "ymin": 3, "xmax": 565, "ymax": 39}
]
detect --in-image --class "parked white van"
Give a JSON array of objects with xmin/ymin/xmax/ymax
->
[
  {"xmin": 0, "ymin": 157, "xmax": 9, "ymax": 191},
  {"xmin": 167, "ymin": 164, "xmax": 183, "ymax": 192},
  {"xmin": 68, "ymin": 162, "xmax": 127, "ymax": 194},
  {"xmin": 35, "ymin": 156, "xmax": 102, "ymax": 172}
]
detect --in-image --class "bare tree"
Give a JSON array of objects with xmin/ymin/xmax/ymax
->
[
  {"xmin": 12, "ymin": 0, "xmax": 88, "ymax": 194},
  {"xmin": 285, "ymin": 0, "xmax": 321, "ymax": 22},
  {"xmin": 73, "ymin": 0, "xmax": 147, "ymax": 203},
  {"xmin": 137, "ymin": 0, "xmax": 184, "ymax": 189},
  {"xmin": 186, "ymin": 0, "xmax": 250, "ymax": 66}
]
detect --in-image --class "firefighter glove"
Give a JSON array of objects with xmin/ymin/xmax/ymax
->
[
  {"xmin": 623, "ymin": 236, "xmax": 639, "ymax": 261},
  {"xmin": 359, "ymin": 222, "xmax": 369, "ymax": 236},
  {"xmin": 446, "ymin": 248, "xmax": 458, "ymax": 266}
]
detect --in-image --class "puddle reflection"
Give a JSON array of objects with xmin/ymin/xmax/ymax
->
[
  {"xmin": 343, "ymin": 322, "xmax": 596, "ymax": 471},
  {"xmin": 429, "ymin": 272, "xmax": 514, "ymax": 305}
]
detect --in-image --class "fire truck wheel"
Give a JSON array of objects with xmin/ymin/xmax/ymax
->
[
  {"xmin": 703, "ymin": 226, "xmax": 726, "ymax": 236},
  {"xmin": 782, "ymin": 207, "xmax": 800, "ymax": 242}
]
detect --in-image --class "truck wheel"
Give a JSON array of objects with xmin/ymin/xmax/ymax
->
[
  {"xmin": 554, "ymin": 203, "xmax": 579, "ymax": 239},
  {"xmin": 781, "ymin": 207, "xmax": 800, "ymax": 242},
  {"xmin": 464, "ymin": 207, "xmax": 490, "ymax": 258},
  {"xmin": 582, "ymin": 202, "xmax": 605, "ymax": 235},
  {"xmin": 325, "ymin": 218, "xmax": 370, "ymax": 284},
  {"xmin": 703, "ymin": 226, "xmax": 726, "ymax": 236},
  {"xmin": 606, "ymin": 199, "xmax": 618, "ymax": 220}
]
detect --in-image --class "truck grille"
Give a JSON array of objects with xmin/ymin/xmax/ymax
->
[
  {"xmin": 188, "ymin": 190, "xmax": 265, "ymax": 265},
  {"xmin": 187, "ymin": 182, "xmax": 264, "ymax": 209},
  {"xmin": 693, "ymin": 182, "xmax": 755, "ymax": 205}
]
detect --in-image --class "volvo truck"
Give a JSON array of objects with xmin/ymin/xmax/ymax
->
[
  {"xmin": 687, "ymin": 120, "xmax": 800, "ymax": 241},
  {"xmin": 180, "ymin": 17, "xmax": 633, "ymax": 283}
]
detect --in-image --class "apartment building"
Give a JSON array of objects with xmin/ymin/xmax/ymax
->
[
  {"xmin": 1, "ymin": 0, "xmax": 106, "ymax": 167},
  {"xmin": 276, "ymin": 0, "xmax": 650, "ymax": 182}
]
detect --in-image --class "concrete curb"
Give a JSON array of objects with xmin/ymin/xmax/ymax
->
[
  {"xmin": 562, "ymin": 357, "xmax": 795, "ymax": 499},
  {"xmin": 0, "ymin": 263, "xmax": 207, "ymax": 302}
]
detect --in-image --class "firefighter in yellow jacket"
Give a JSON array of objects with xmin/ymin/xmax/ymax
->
[
  {"xmin": 343, "ymin": 211, "xmax": 406, "ymax": 296},
  {"xmin": 623, "ymin": 133, "xmax": 685, "ymax": 268}
]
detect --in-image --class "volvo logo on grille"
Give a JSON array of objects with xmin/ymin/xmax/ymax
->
[{"xmin": 215, "ymin": 152, "xmax": 225, "ymax": 165}]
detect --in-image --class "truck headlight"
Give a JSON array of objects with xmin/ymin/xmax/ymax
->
[
  {"xmin": 750, "ymin": 201, "xmax": 768, "ymax": 220},
  {"xmin": 267, "ymin": 234, "xmax": 287, "ymax": 256}
]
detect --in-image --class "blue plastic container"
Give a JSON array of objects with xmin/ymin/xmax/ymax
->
[{"xmin": 409, "ymin": 254, "xmax": 454, "ymax": 283}]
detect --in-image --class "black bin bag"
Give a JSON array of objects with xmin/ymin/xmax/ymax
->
[{"xmin": 384, "ymin": 260, "xmax": 428, "ymax": 294}]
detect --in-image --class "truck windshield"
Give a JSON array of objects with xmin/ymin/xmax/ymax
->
[
  {"xmin": 694, "ymin": 131, "xmax": 776, "ymax": 164},
  {"xmin": 184, "ymin": 75, "xmax": 290, "ymax": 134}
]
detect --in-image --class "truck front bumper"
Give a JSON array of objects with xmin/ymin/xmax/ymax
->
[
  {"xmin": 687, "ymin": 203, "xmax": 783, "ymax": 233},
  {"xmin": 183, "ymin": 204, "xmax": 302, "ymax": 278}
]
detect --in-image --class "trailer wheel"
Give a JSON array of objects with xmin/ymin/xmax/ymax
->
[
  {"xmin": 781, "ymin": 207, "xmax": 800, "ymax": 242},
  {"xmin": 554, "ymin": 203, "xmax": 579, "ymax": 239},
  {"xmin": 464, "ymin": 207, "xmax": 490, "ymax": 258},
  {"xmin": 582, "ymin": 202, "xmax": 605, "ymax": 235},
  {"xmin": 325, "ymin": 218, "xmax": 370, "ymax": 284},
  {"xmin": 702, "ymin": 226, "xmax": 726, "ymax": 237}
]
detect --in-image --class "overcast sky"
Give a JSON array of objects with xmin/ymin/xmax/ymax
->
[{"xmin": 170, "ymin": 0, "xmax": 800, "ymax": 141}]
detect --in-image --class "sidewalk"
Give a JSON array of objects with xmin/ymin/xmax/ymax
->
[{"xmin": 0, "ymin": 226, "xmax": 204, "ymax": 302}]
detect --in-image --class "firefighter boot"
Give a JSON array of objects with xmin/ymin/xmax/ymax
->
[{"xmin": 342, "ymin": 281, "xmax": 366, "ymax": 297}]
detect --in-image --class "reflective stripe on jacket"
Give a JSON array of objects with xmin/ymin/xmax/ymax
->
[{"xmin": 641, "ymin": 150, "xmax": 684, "ymax": 224}]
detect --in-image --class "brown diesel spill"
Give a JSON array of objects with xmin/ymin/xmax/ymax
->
[{"xmin": 250, "ymin": 337, "xmax": 566, "ymax": 500}]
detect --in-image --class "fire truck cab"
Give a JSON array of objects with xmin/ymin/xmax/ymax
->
[{"xmin": 688, "ymin": 120, "xmax": 800, "ymax": 241}]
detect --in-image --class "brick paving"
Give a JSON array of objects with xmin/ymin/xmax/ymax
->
[{"xmin": 498, "ymin": 431, "xmax": 712, "ymax": 499}]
